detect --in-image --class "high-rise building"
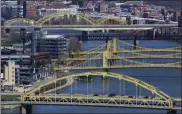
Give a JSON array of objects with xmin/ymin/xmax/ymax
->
[
  {"xmin": 36, "ymin": 35, "xmax": 69, "ymax": 59},
  {"xmin": 178, "ymin": 11, "xmax": 182, "ymax": 27},
  {"xmin": 1, "ymin": 55, "xmax": 32, "ymax": 85},
  {"xmin": 2, "ymin": 61, "xmax": 16, "ymax": 86}
]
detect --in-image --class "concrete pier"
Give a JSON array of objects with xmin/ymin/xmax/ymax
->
[
  {"xmin": 20, "ymin": 105, "xmax": 32, "ymax": 114},
  {"xmin": 133, "ymin": 37, "xmax": 137, "ymax": 50}
]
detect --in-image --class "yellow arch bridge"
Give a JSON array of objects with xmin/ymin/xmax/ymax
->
[
  {"xmin": 4, "ymin": 12, "xmax": 126, "ymax": 27},
  {"xmin": 53, "ymin": 39, "xmax": 181, "ymax": 70},
  {"xmin": 19, "ymin": 72, "xmax": 181, "ymax": 114}
]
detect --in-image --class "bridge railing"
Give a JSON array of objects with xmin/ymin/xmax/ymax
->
[{"xmin": 21, "ymin": 95, "xmax": 173, "ymax": 109}]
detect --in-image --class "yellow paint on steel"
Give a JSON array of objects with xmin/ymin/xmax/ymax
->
[
  {"xmin": 4, "ymin": 18, "xmax": 35, "ymax": 26},
  {"xmin": 106, "ymin": 41, "xmax": 112, "ymax": 58},
  {"xmin": 71, "ymin": 49, "xmax": 181, "ymax": 55},
  {"xmin": 54, "ymin": 64, "xmax": 181, "ymax": 70},
  {"xmin": 116, "ymin": 49, "xmax": 181, "ymax": 53},
  {"xmin": 103, "ymin": 51, "xmax": 108, "ymax": 68},
  {"xmin": 113, "ymin": 38, "xmax": 117, "ymax": 54},
  {"xmin": 51, "ymin": 55, "xmax": 181, "ymax": 62},
  {"xmin": 22, "ymin": 94, "xmax": 172, "ymax": 108},
  {"xmin": 24, "ymin": 72, "xmax": 171, "ymax": 101},
  {"xmin": 118, "ymin": 39, "xmax": 182, "ymax": 51},
  {"xmin": 4, "ymin": 13, "xmax": 128, "ymax": 26},
  {"xmin": 97, "ymin": 16, "xmax": 126, "ymax": 25},
  {"xmin": 113, "ymin": 55, "xmax": 181, "ymax": 66},
  {"xmin": 36, "ymin": 13, "xmax": 96, "ymax": 25},
  {"xmin": 71, "ymin": 39, "xmax": 181, "ymax": 55},
  {"xmin": 54, "ymin": 54, "xmax": 181, "ymax": 70}
]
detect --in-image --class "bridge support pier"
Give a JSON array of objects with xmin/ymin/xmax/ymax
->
[
  {"xmin": 20, "ymin": 105, "xmax": 32, "ymax": 114},
  {"xmin": 133, "ymin": 37, "xmax": 137, "ymax": 50},
  {"xmin": 167, "ymin": 110, "xmax": 177, "ymax": 114},
  {"xmin": 82, "ymin": 31, "xmax": 88, "ymax": 41}
]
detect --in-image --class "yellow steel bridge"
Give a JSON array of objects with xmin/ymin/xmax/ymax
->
[
  {"xmin": 21, "ymin": 72, "xmax": 181, "ymax": 111},
  {"xmin": 53, "ymin": 39, "xmax": 181, "ymax": 70},
  {"xmin": 4, "ymin": 12, "xmax": 126, "ymax": 26}
]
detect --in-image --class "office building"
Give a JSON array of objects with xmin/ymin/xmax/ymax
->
[
  {"xmin": 1, "ymin": 54, "xmax": 32, "ymax": 85},
  {"xmin": 1, "ymin": 61, "xmax": 16, "ymax": 86},
  {"xmin": 36, "ymin": 35, "xmax": 68, "ymax": 59}
]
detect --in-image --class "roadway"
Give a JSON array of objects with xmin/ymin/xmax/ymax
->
[
  {"xmin": 20, "ymin": 94, "xmax": 181, "ymax": 111},
  {"xmin": 52, "ymin": 56, "xmax": 181, "ymax": 61},
  {"xmin": 3, "ymin": 24, "xmax": 178, "ymax": 29},
  {"xmin": 2, "ymin": 94, "xmax": 181, "ymax": 109},
  {"xmin": 2, "ymin": 93, "xmax": 181, "ymax": 103},
  {"xmin": 1, "ymin": 55, "xmax": 30, "ymax": 59},
  {"xmin": 54, "ymin": 64, "xmax": 182, "ymax": 70},
  {"xmin": 71, "ymin": 49, "xmax": 182, "ymax": 55},
  {"xmin": 1, "ymin": 92, "xmax": 23, "ymax": 96}
]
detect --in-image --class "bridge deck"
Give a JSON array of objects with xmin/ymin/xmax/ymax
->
[
  {"xmin": 4, "ymin": 24, "xmax": 178, "ymax": 28},
  {"xmin": 20, "ymin": 94, "xmax": 182, "ymax": 111}
]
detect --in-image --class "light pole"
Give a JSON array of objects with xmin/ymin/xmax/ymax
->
[{"xmin": 20, "ymin": 28, "xmax": 26, "ymax": 54}]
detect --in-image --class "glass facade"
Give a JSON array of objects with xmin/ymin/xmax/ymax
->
[{"xmin": 36, "ymin": 37, "xmax": 68, "ymax": 59}]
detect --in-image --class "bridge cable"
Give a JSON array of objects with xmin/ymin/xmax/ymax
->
[
  {"xmin": 54, "ymin": 76, "xmax": 56, "ymax": 100},
  {"xmin": 123, "ymin": 80, "xmax": 125, "ymax": 95},
  {"xmin": 107, "ymin": 77, "xmax": 109, "ymax": 95},
  {"xmin": 102, "ymin": 76, "xmax": 105, "ymax": 96},
  {"xmin": 136, "ymin": 85, "xmax": 138, "ymax": 104},
  {"xmin": 119, "ymin": 79, "xmax": 121, "ymax": 104},
  {"xmin": 118, "ymin": 39, "xmax": 182, "ymax": 50},
  {"xmin": 71, "ymin": 77, "xmax": 73, "ymax": 96},
  {"xmin": 91, "ymin": 76, "xmax": 93, "ymax": 95},
  {"xmin": 75, "ymin": 77, "xmax": 77, "ymax": 94},
  {"xmin": 87, "ymin": 75, "xmax": 89, "ymax": 103}
]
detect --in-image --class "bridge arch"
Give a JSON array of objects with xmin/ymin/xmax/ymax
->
[
  {"xmin": 36, "ymin": 13, "xmax": 96, "ymax": 25},
  {"xmin": 4, "ymin": 18, "xmax": 35, "ymax": 26},
  {"xmin": 25, "ymin": 72, "xmax": 171, "ymax": 101},
  {"xmin": 98, "ymin": 17, "xmax": 126, "ymax": 25}
]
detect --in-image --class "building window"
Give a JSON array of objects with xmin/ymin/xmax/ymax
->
[
  {"xmin": 12, "ymin": 75, "xmax": 14, "ymax": 77},
  {"xmin": 12, "ymin": 79, "xmax": 14, "ymax": 82},
  {"xmin": 12, "ymin": 71, "xmax": 14, "ymax": 73}
]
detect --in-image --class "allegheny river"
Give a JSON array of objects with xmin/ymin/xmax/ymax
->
[{"xmin": 2, "ymin": 40, "xmax": 181, "ymax": 114}]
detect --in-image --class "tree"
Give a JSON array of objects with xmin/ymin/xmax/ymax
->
[
  {"xmin": 45, "ymin": 54, "xmax": 51, "ymax": 64},
  {"xmin": 108, "ymin": 2, "xmax": 116, "ymax": 8},
  {"xmin": 35, "ymin": 60, "xmax": 42, "ymax": 68},
  {"xmin": 72, "ymin": 0, "xmax": 80, "ymax": 5}
]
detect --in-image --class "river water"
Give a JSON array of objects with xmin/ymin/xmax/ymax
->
[{"xmin": 3, "ymin": 40, "xmax": 181, "ymax": 114}]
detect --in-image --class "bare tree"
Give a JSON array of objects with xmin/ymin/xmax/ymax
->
[{"xmin": 67, "ymin": 37, "xmax": 81, "ymax": 52}]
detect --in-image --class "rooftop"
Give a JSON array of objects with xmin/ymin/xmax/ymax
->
[
  {"xmin": 38, "ymin": 3, "xmax": 71, "ymax": 9},
  {"xmin": 44, "ymin": 35, "xmax": 65, "ymax": 39}
]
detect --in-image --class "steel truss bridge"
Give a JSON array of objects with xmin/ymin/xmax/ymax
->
[
  {"xmin": 2, "ymin": 11, "xmax": 182, "ymax": 114},
  {"xmin": 15, "ymin": 71, "xmax": 180, "ymax": 114},
  {"xmin": 4, "ymin": 12, "xmax": 178, "ymax": 27},
  {"xmin": 4, "ymin": 12, "xmax": 127, "ymax": 26},
  {"xmin": 3, "ymin": 12, "xmax": 182, "ymax": 41},
  {"xmin": 53, "ymin": 38, "xmax": 181, "ymax": 70}
]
